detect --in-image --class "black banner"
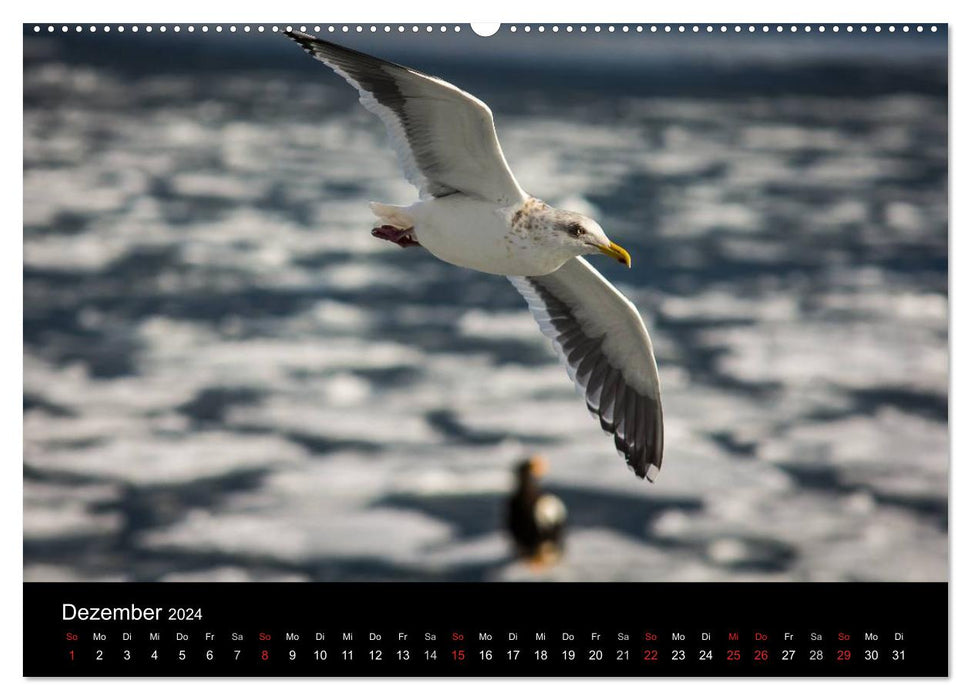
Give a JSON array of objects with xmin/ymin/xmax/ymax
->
[{"xmin": 24, "ymin": 582, "xmax": 947, "ymax": 677}]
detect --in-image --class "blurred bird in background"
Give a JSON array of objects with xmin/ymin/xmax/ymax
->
[{"xmin": 508, "ymin": 456, "xmax": 567, "ymax": 568}]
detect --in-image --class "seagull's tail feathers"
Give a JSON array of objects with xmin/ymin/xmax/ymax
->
[{"xmin": 370, "ymin": 202, "xmax": 415, "ymax": 230}]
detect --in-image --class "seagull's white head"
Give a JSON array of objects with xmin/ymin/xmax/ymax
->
[
  {"xmin": 510, "ymin": 198, "xmax": 631, "ymax": 269},
  {"xmin": 551, "ymin": 210, "xmax": 631, "ymax": 268}
]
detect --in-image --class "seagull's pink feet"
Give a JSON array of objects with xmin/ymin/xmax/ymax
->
[{"xmin": 371, "ymin": 225, "xmax": 421, "ymax": 248}]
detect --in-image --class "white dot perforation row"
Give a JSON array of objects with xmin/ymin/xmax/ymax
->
[
  {"xmin": 31, "ymin": 24, "xmax": 467, "ymax": 34},
  {"xmin": 508, "ymin": 24, "xmax": 937, "ymax": 34},
  {"xmin": 31, "ymin": 24, "xmax": 940, "ymax": 35}
]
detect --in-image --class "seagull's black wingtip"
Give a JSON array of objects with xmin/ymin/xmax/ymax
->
[
  {"xmin": 626, "ymin": 460, "xmax": 661, "ymax": 483},
  {"xmin": 283, "ymin": 29, "xmax": 318, "ymax": 51},
  {"xmin": 283, "ymin": 28, "xmax": 313, "ymax": 41}
]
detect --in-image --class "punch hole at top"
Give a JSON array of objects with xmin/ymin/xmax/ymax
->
[{"xmin": 471, "ymin": 23, "xmax": 501, "ymax": 37}]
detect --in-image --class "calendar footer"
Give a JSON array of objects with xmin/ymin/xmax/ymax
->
[{"xmin": 24, "ymin": 582, "xmax": 947, "ymax": 677}]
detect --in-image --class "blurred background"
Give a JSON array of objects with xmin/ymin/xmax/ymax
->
[{"xmin": 23, "ymin": 25, "xmax": 947, "ymax": 582}]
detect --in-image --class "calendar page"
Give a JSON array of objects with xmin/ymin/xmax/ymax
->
[{"xmin": 22, "ymin": 20, "xmax": 948, "ymax": 678}]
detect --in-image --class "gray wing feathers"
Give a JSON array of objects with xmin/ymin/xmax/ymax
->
[
  {"xmin": 285, "ymin": 30, "xmax": 525, "ymax": 204},
  {"xmin": 509, "ymin": 258, "xmax": 664, "ymax": 481}
]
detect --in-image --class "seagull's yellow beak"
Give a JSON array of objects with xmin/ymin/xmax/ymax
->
[{"xmin": 595, "ymin": 241, "xmax": 632, "ymax": 268}]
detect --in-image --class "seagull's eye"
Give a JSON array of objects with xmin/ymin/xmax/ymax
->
[{"xmin": 567, "ymin": 223, "xmax": 585, "ymax": 238}]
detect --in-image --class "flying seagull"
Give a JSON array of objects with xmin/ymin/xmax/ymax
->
[{"xmin": 285, "ymin": 31, "xmax": 664, "ymax": 481}]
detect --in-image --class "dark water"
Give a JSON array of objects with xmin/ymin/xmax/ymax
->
[{"xmin": 24, "ymin": 28, "xmax": 947, "ymax": 582}]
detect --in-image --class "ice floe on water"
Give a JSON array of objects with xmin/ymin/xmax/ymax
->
[{"xmin": 23, "ymin": 37, "xmax": 947, "ymax": 582}]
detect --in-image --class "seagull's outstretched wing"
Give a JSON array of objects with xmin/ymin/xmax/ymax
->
[
  {"xmin": 509, "ymin": 258, "xmax": 664, "ymax": 480},
  {"xmin": 285, "ymin": 30, "xmax": 527, "ymax": 205}
]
